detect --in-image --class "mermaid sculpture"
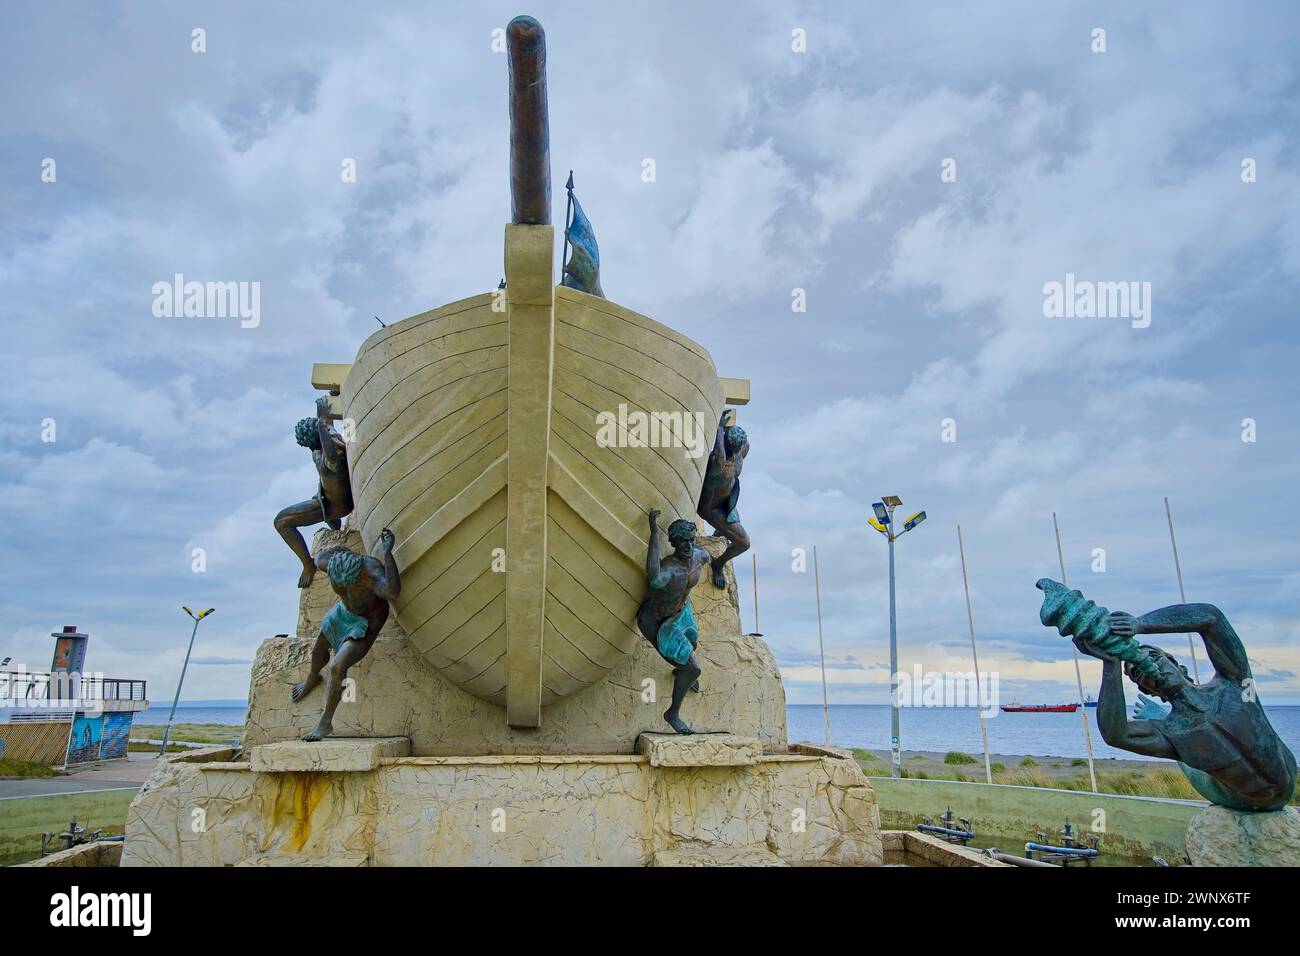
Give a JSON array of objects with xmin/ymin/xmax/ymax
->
[
  {"xmin": 638, "ymin": 509, "xmax": 709, "ymax": 734},
  {"xmin": 1037, "ymin": 579, "xmax": 1296, "ymax": 811},
  {"xmin": 292, "ymin": 529, "xmax": 400, "ymax": 740}
]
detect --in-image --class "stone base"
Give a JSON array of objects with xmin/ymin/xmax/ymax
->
[
  {"xmin": 122, "ymin": 743, "xmax": 882, "ymax": 867},
  {"xmin": 249, "ymin": 737, "xmax": 410, "ymax": 773},
  {"xmin": 243, "ymin": 529, "xmax": 787, "ymax": 756},
  {"xmin": 1186, "ymin": 805, "xmax": 1300, "ymax": 866},
  {"xmin": 638, "ymin": 733, "xmax": 761, "ymax": 767}
]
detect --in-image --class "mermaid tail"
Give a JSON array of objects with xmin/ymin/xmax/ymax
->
[{"xmin": 1035, "ymin": 578, "xmax": 1162, "ymax": 681}]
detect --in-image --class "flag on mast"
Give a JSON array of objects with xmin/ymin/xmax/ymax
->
[{"xmin": 562, "ymin": 172, "xmax": 604, "ymax": 297}]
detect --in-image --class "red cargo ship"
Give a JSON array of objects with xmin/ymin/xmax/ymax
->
[{"xmin": 999, "ymin": 702, "xmax": 1079, "ymax": 713}]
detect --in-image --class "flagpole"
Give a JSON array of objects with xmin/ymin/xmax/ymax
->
[
  {"xmin": 813, "ymin": 545, "xmax": 831, "ymax": 747},
  {"xmin": 1053, "ymin": 512, "xmax": 1098, "ymax": 793},
  {"xmin": 956, "ymin": 525, "xmax": 993, "ymax": 784},
  {"xmin": 749, "ymin": 553, "xmax": 762, "ymax": 636},
  {"xmin": 1163, "ymin": 496, "xmax": 1201, "ymax": 682},
  {"xmin": 561, "ymin": 170, "xmax": 574, "ymax": 282}
]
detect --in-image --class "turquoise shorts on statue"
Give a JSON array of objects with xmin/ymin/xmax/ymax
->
[
  {"xmin": 321, "ymin": 601, "xmax": 369, "ymax": 654},
  {"xmin": 656, "ymin": 602, "xmax": 699, "ymax": 666}
]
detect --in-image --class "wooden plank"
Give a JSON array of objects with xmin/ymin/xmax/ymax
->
[{"xmin": 546, "ymin": 462, "xmax": 644, "ymax": 566}]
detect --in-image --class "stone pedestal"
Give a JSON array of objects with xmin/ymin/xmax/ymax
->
[
  {"xmin": 249, "ymin": 737, "xmax": 410, "ymax": 773},
  {"xmin": 122, "ymin": 741, "xmax": 882, "ymax": 867},
  {"xmin": 1186, "ymin": 804, "xmax": 1300, "ymax": 866},
  {"xmin": 122, "ymin": 527, "xmax": 883, "ymax": 867},
  {"xmin": 638, "ymin": 732, "xmax": 761, "ymax": 767}
]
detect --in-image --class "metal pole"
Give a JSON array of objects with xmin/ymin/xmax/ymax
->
[
  {"xmin": 160, "ymin": 616, "xmax": 201, "ymax": 756},
  {"xmin": 1053, "ymin": 513, "xmax": 1098, "ymax": 792},
  {"xmin": 1164, "ymin": 497, "xmax": 1201, "ymax": 682},
  {"xmin": 888, "ymin": 517, "xmax": 901, "ymax": 778},
  {"xmin": 957, "ymin": 525, "xmax": 993, "ymax": 785},
  {"xmin": 751, "ymin": 553, "xmax": 760, "ymax": 635},
  {"xmin": 562, "ymin": 170, "xmax": 574, "ymax": 281},
  {"xmin": 813, "ymin": 545, "xmax": 831, "ymax": 747}
]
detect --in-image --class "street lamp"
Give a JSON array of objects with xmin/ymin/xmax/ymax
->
[
  {"xmin": 159, "ymin": 606, "xmax": 215, "ymax": 756},
  {"xmin": 868, "ymin": 496, "xmax": 926, "ymax": 778}
]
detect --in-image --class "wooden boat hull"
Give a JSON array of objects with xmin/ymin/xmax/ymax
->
[{"xmin": 340, "ymin": 266, "xmax": 724, "ymax": 725}]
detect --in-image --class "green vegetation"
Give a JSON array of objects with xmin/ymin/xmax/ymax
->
[
  {"xmin": 1019, "ymin": 756, "xmax": 1039, "ymax": 768},
  {"xmin": 0, "ymin": 758, "xmax": 57, "ymax": 778},
  {"xmin": 130, "ymin": 723, "xmax": 239, "ymax": 745},
  {"xmin": 944, "ymin": 751, "xmax": 978, "ymax": 765},
  {"xmin": 989, "ymin": 762, "xmax": 1006, "ymax": 773},
  {"xmin": 851, "ymin": 748, "xmax": 878, "ymax": 762},
  {"xmin": 1070, "ymin": 758, "xmax": 1088, "ymax": 767}
]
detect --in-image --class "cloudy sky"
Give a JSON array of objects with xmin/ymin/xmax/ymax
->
[{"xmin": 3, "ymin": 1, "xmax": 1299, "ymax": 717}]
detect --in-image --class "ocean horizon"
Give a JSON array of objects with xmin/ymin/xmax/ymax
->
[{"xmin": 132, "ymin": 701, "xmax": 1300, "ymax": 762}]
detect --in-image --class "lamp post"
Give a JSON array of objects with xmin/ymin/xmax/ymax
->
[
  {"xmin": 159, "ymin": 606, "xmax": 215, "ymax": 756},
  {"xmin": 870, "ymin": 496, "xmax": 927, "ymax": 778}
]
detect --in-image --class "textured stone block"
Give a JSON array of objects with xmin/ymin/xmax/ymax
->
[
  {"xmin": 249, "ymin": 737, "xmax": 410, "ymax": 773},
  {"xmin": 1186, "ymin": 804, "xmax": 1300, "ymax": 866},
  {"xmin": 638, "ymin": 733, "xmax": 762, "ymax": 767},
  {"xmin": 653, "ymin": 846, "xmax": 786, "ymax": 866}
]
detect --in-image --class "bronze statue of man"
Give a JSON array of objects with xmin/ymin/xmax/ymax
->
[
  {"xmin": 1039, "ymin": 580, "xmax": 1296, "ymax": 811},
  {"xmin": 292, "ymin": 529, "xmax": 400, "ymax": 741},
  {"xmin": 275, "ymin": 396, "xmax": 354, "ymax": 588},
  {"xmin": 637, "ymin": 510, "xmax": 709, "ymax": 734},
  {"xmin": 696, "ymin": 409, "xmax": 750, "ymax": 589}
]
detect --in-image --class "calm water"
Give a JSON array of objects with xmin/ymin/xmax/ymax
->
[
  {"xmin": 140, "ymin": 701, "xmax": 1300, "ymax": 762},
  {"xmin": 788, "ymin": 704, "xmax": 1300, "ymax": 761}
]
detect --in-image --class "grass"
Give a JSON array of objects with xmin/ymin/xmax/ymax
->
[
  {"xmin": 944, "ymin": 751, "xmax": 978, "ymax": 765},
  {"xmin": 0, "ymin": 757, "xmax": 58, "ymax": 778},
  {"xmin": 851, "ymin": 749, "xmax": 879, "ymax": 762},
  {"xmin": 990, "ymin": 762, "xmax": 1006, "ymax": 773},
  {"xmin": 1019, "ymin": 756, "xmax": 1039, "ymax": 768},
  {"xmin": 1070, "ymin": 758, "xmax": 1089, "ymax": 767},
  {"xmin": 130, "ymin": 723, "xmax": 239, "ymax": 745}
]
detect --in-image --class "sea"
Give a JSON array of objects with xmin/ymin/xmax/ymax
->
[{"xmin": 141, "ymin": 700, "xmax": 1300, "ymax": 762}]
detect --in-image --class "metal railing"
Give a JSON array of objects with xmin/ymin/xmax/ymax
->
[{"xmin": 0, "ymin": 670, "xmax": 147, "ymax": 704}]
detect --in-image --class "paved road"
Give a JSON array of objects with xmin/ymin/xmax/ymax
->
[{"xmin": 0, "ymin": 753, "xmax": 162, "ymax": 799}]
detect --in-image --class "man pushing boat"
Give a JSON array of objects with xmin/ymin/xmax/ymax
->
[
  {"xmin": 292, "ymin": 528, "xmax": 401, "ymax": 740},
  {"xmin": 638, "ymin": 509, "xmax": 710, "ymax": 734},
  {"xmin": 274, "ymin": 396, "xmax": 354, "ymax": 588},
  {"xmin": 697, "ymin": 409, "xmax": 750, "ymax": 589}
]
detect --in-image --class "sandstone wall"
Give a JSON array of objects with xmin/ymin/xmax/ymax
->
[{"xmin": 122, "ymin": 745, "xmax": 881, "ymax": 867}]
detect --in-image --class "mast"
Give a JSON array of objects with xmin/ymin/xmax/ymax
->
[{"xmin": 507, "ymin": 16, "xmax": 551, "ymax": 225}]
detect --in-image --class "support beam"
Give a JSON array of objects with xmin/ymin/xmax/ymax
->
[
  {"xmin": 720, "ymin": 377, "xmax": 750, "ymax": 406},
  {"xmin": 503, "ymin": 223, "xmax": 554, "ymax": 728}
]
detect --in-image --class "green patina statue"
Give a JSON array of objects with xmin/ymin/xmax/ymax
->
[
  {"xmin": 1037, "ymin": 578, "xmax": 1296, "ymax": 811},
  {"xmin": 275, "ymin": 396, "xmax": 354, "ymax": 589},
  {"xmin": 638, "ymin": 510, "xmax": 708, "ymax": 734},
  {"xmin": 293, "ymin": 529, "xmax": 400, "ymax": 740},
  {"xmin": 697, "ymin": 409, "xmax": 749, "ymax": 589}
]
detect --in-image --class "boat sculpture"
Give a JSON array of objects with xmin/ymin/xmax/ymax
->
[{"xmin": 317, "ymin": 17, "xmax": 737, "ymax": 728}]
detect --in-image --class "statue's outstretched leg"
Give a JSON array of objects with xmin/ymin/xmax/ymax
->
[
  {"xmin": 275, "ymin": 498, "xmax": 327, "ymax": 588},
  {"xmin": 703, "ymin": 512, "xmax": 749, "ymax": 589},
  {"xmin": 303, "ymin": 635, "xmax": 374, "ymax": 741},
  {"xmin": 664, "ymin": 651, "xmax": 701, "ymax": 734},
  {"xmin": 291, "ymin": 634, "xmax": 331, "ymax": 703}
]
